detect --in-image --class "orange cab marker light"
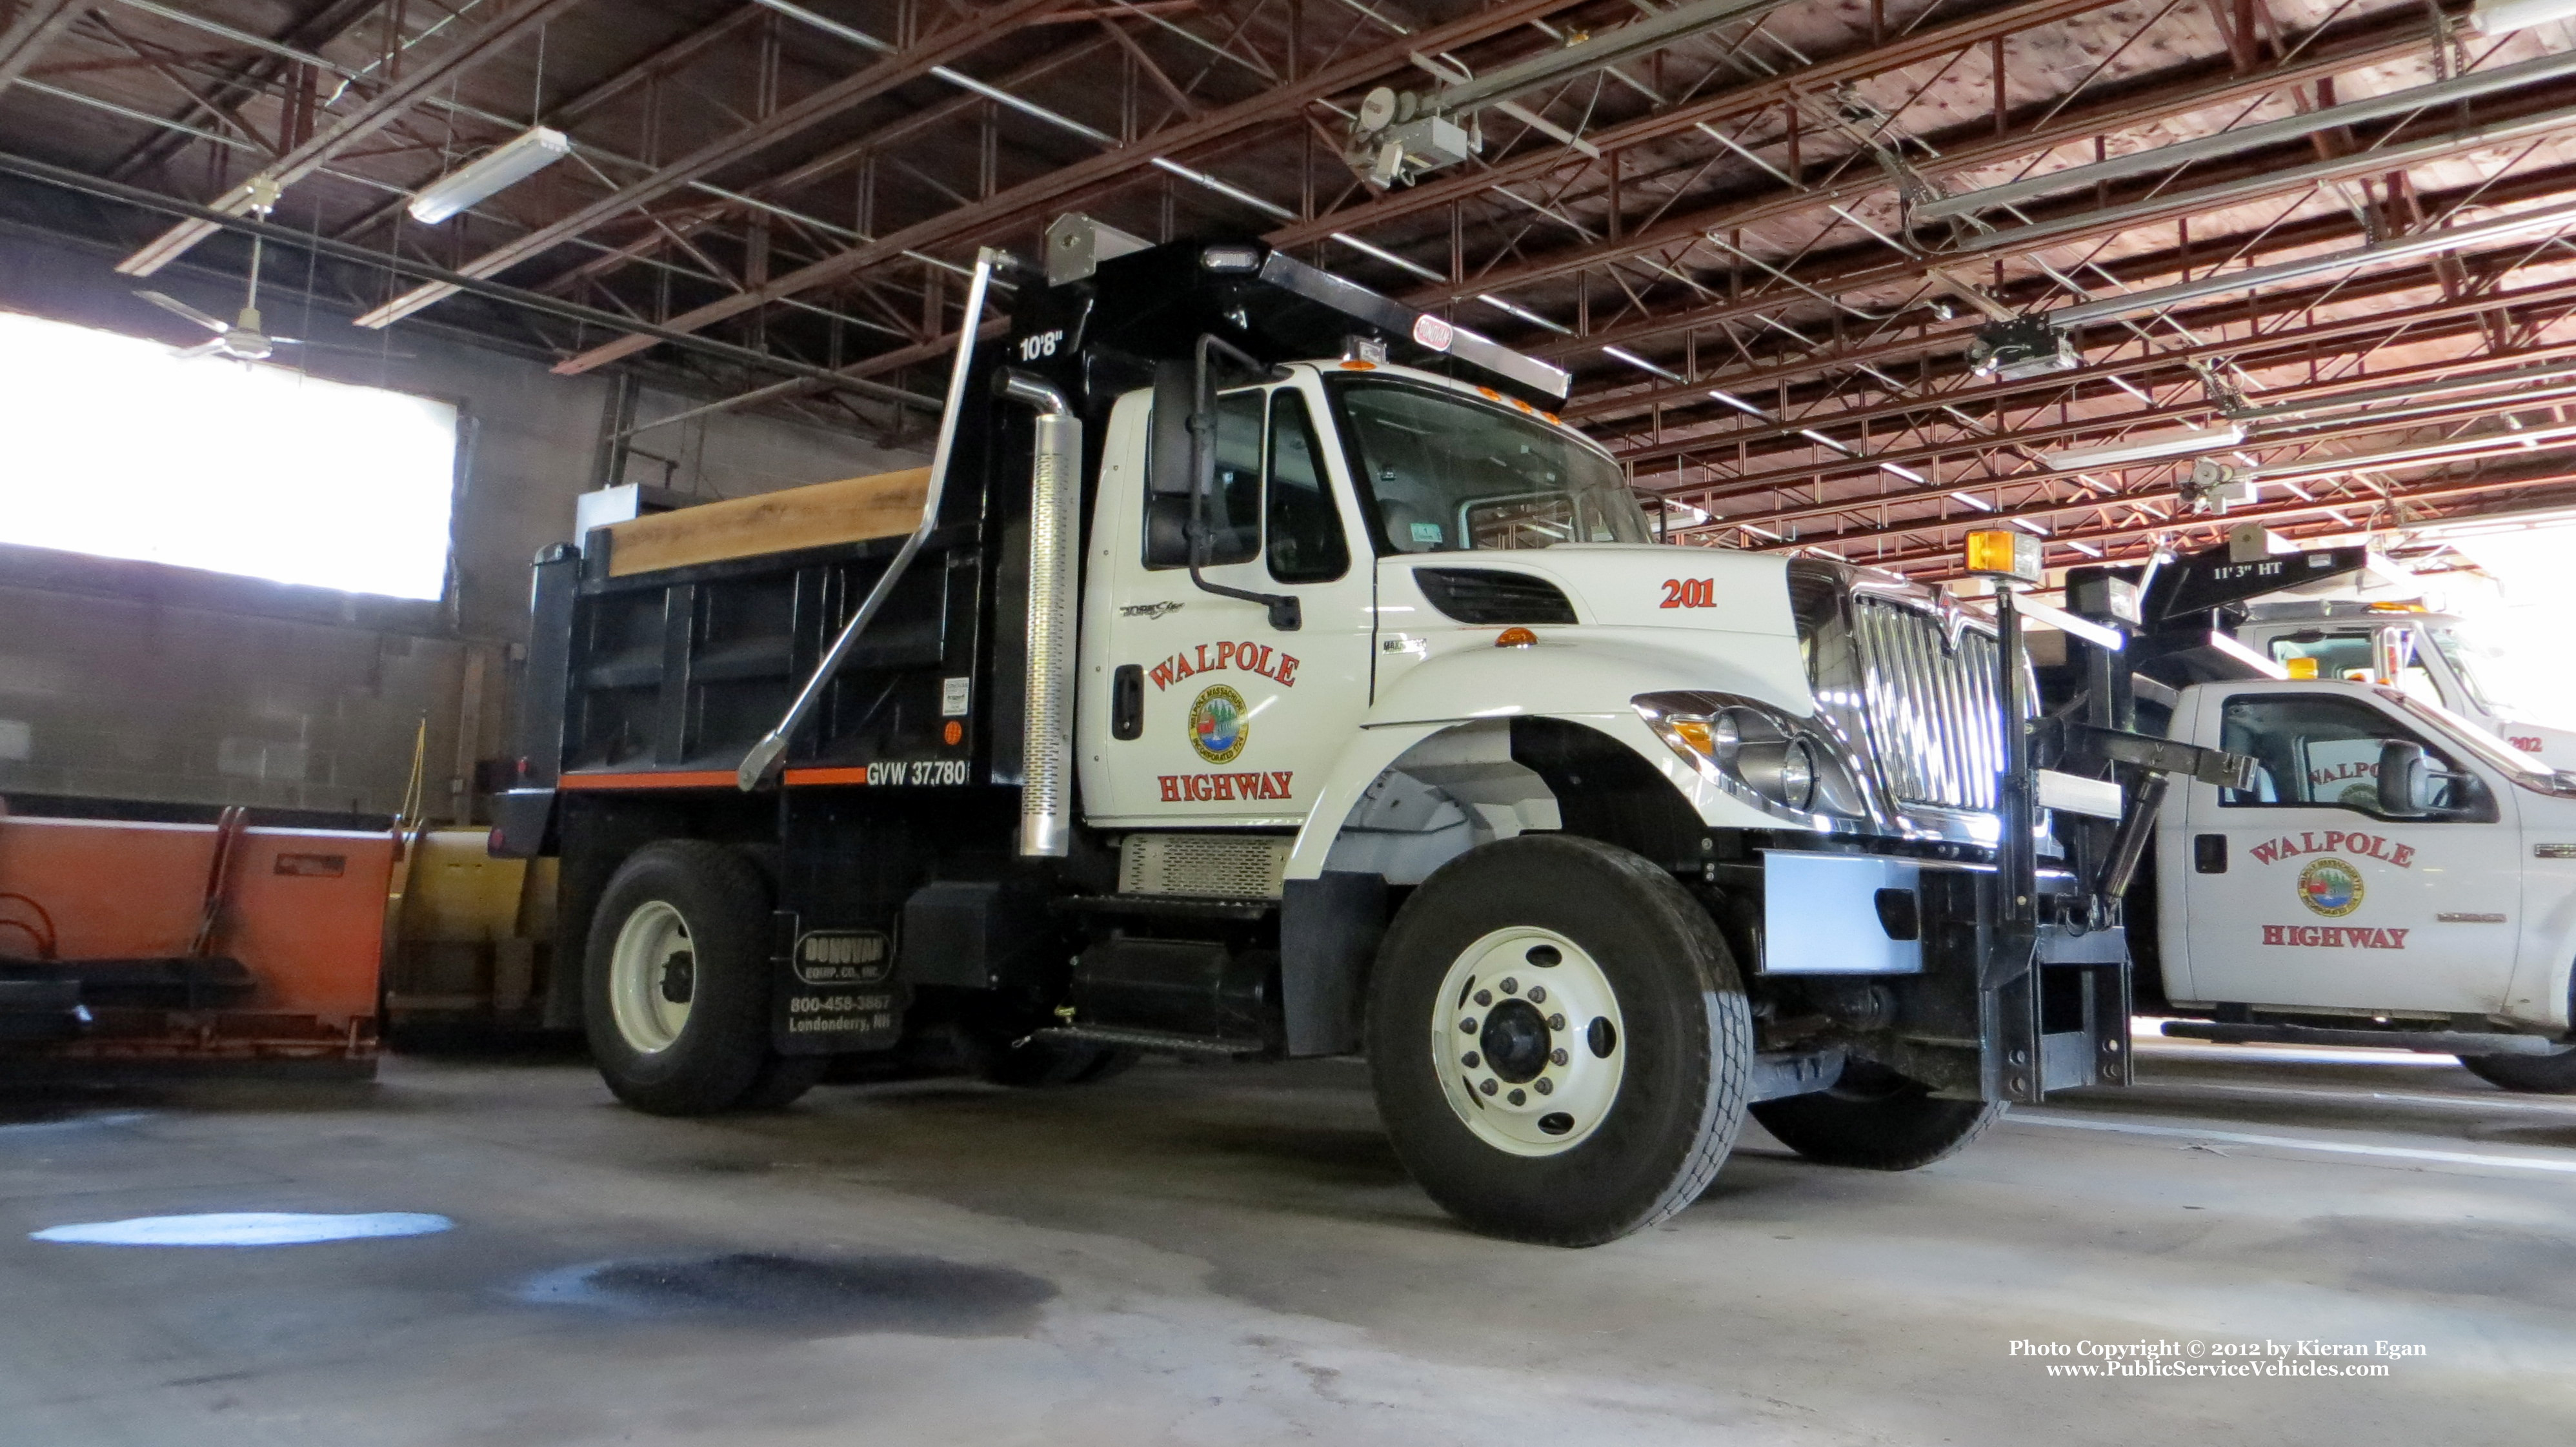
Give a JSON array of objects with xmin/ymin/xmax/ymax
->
[
  {"xmin": 1496, "ymin": 627, "xmax": 1539, "ymax": 648},
  {"xmin": 1339, "ymin": 359, "xmax": 1378, "ymax": 370}
]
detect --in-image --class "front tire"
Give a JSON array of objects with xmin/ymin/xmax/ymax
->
[
  {"xmin": 584, "ymin": 841, "xmax": 780, "ymax": 1117},
  {"xmin": 2459, "ymin": 1048, "xmax": 2576, "ymax": 1095},
  {"xmin": 1367, "ymin": 835, "xmax": 1752, "ymax": 1247},
  {"xmin": 1749, "ymin": 1061, "xmax": 2000, "ymax": 1169}
]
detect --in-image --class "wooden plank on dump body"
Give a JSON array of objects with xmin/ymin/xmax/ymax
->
[{"xmin": 604, "ymin": 468, "xmax": 932, "ymax": 577}]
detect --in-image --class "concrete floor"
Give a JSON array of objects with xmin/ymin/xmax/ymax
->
[{"xmin": 4, "ymin": 1036, "xmax": 2573, "ymax": 1446}]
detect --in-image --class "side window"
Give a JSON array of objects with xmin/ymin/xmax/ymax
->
[
  {"xmin": 2268, "ymin": 631, "xmax": 2373, "ymax": 683},
  {"xmin": 2269, "ymin": 629, "xmax": 2443, "ymax": 704},
  {"xmin": 1204, "ymin": 391, "xmax": 1264, "ymax": 565},
  {"xmin": 1265, "ymin": 392, "xmax": 1348, "ymax": 583},
  {"xmin": 2217, "ymin": 694, "xmax": 2462, "ymax": 813}
]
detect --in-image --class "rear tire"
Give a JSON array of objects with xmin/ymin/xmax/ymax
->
[
  {"xmin": 1367, "ymin": 835, "xmax": 1751, "ymax": 1247},
  {"xmin": 2459, "ymin": 1048, "xmax": 2576, "ymax": 1095},
  {"xmin": 583, "ymin": 841, "xmax": 778, "ymax": 1117},
  {"xmin": 1749, "ymin": 1061, "xmax": 2000, "ymax": 1169}
]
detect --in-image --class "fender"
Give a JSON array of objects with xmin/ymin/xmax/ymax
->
[
  {"xmin": 2508, "ymin": 791, "xmax": 2576, "ymax": 1031},
  {"xmin": 1286, "ymin": 634, "xmax": 1814, "ymax": 880}
]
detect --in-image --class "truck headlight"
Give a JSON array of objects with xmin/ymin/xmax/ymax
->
[
  {"xmin": 1636, "ymin": 693, "xmax": 1855, "ymax": 821},
  {"xmin": 1737, "ymin": 739, "xmax": 1815, "ymax": 812}
]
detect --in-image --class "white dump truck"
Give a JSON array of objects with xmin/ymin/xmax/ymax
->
[
  {"xmin": 2233, "ymin": 600, "xmax": 2576, "ymax": 769},
  {"xmin": 493, "ymin": 218, "xmax": 2229, "ymax": 1244}
]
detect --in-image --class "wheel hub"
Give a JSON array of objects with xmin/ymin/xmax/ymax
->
[
  {"xmin": 1478, "ymin": 999, "xmax": 1551, "ymax": 1083},
  {"xmin": 609, "ymin": 900, "xmax": 696, "ymax": 1055},
  {"xmin": 1431, "ymin": 927, "xmax": 1627, "ymax": 1157}
]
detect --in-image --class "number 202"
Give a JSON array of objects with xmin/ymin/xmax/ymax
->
[{"xmin": 1660, "ymin": 578, "xmax": 1715, "ymax": 609}]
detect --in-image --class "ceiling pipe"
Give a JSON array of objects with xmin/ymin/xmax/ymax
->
[
  {"xmin": 2051, "ymin": 197, "xmax": 2576, "ymax": 327},
  {"xmin": 1916, "ymin": 46, "xmax": 2576, "ymax": 221}
]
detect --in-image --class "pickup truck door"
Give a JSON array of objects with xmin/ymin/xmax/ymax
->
[
  {"xmin": 1075, "ymin": 376, "xmax": 1376, "ymax": 825},
  {"xmin": 2172, "ymin": 683, "xmax": 2522, "ymax": 1013}
]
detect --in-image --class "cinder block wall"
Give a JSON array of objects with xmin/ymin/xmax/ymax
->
[{"xmin": 0, "ymin": 232, "xmax": 924, "ymax": 821}]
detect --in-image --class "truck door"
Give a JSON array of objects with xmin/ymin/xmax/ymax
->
[
  {"xmin": 2173, "ymin": 684, "xmax": 2522, "ymax": 1013},
  {"xmin": 1076, "ymin": 375, "xmax": 1374, "ymax": 825}
]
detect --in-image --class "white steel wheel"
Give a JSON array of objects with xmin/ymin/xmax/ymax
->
[
  {"xmin": 608, "ymin": 899, "xmax": 696, "ymax": 1055},
  {"xmin": 1430, "ymin": 926, "xmax": 1627, "ymax": 1157}
]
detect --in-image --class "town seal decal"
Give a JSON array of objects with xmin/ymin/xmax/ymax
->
[
  {"xmin": 2297, "ymin": 856, "xmax": 2365, "ymax": 917},
  {"xmin": 1188, "ymin": 684, "xmax": 1249, "ymax": 764}
]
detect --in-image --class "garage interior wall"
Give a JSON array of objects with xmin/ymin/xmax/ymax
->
[{"xmin": 0, "ymin": 230, "xmax": 924, "ymax": 820}]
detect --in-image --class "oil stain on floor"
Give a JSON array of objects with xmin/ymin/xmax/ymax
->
[{"xmin": 522, "ymin": 1252, "xmax": 1057, "ymax": 1337}]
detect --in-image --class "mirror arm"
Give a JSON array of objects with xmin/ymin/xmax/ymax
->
[{"xmin": 1184, "ymin": 333, "xmax": 1303, "ymax": 631}]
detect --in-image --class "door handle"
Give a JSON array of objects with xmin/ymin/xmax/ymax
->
[
  {"xmin": 1111, "ymin": 663, "xmax": 1143, "ymax": 740},
  {"xmin": 2193, "ymin": 834, "xmax": 2226, "ymax": 873}
]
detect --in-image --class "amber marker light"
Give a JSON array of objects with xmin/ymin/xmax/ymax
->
[{"xmin": 1496, "ymin": 627, "xmax": 1539, "ymax": 648}]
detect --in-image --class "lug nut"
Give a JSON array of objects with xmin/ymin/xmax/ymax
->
[
  {"xmin": 1547, "ymin": 1013, "xmax": 1565, "ymax": 1031},
  {"xmin": 1462, "ymin": 1051, "xmax": 1480, "ymax": 1068},
  {"xmin": 1480, "ymin": 1078, "xmax": 1498, "ymax": 1097},
  {"xmin": 1534, "ymin": 1078, "xmax": 1553, "ymax": 1095},
  {"xmin": 1475, "ymin": 989, "xmax": 1493, "ymax": 1006},
  {"xmin": 1500, "ymin": 978, "xmax": 1518, "ymax": 995},
  {"xmin": 1527, "ymin": 986, "xmax": 1546, "ymax": 1004},
  {"xmin": 1460, "ymin": 1018, "xmax": 1478, "ymax": 1033},
  {"xmin": 1550, "ymin": 1048, "xmax": 1569, "ymax": 1066},
  {"xmin": 1507, "ymin": 1088, "xmax": 1525, "ymax": 1106}
]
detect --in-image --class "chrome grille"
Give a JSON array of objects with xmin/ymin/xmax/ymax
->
[{"xmin": 1851, "ymin": 599, "xmax": 2011, "ymax": 813}]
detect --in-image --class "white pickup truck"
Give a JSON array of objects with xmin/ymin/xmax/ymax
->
[{"xmin": 2141, "ymin": 674, "xmax": 2576, "ymax": 1092}]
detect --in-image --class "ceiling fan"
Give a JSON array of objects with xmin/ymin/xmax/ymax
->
[{"xmin": 134, "ymin": 177, "xmax": 407, "ymax": 363}]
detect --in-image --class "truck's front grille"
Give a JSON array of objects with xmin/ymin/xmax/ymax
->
[{"xmin": 1850, "ymin": 599, "xmax": 2011, "ymax": 813}]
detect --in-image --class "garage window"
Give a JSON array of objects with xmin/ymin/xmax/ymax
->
[{"xmin": 0, "ymin": 310, "xmax": 458, "ymax": 600}]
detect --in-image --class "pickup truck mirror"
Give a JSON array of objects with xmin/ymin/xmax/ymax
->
[{"xmin": 2375, "ymin": 739, "xmax": 2435, "ymax": 815}]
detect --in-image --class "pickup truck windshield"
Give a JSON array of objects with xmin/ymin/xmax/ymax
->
[
  {"xmin": 1329, "ymin": 379, "xmax": 1649, "ymax": 554},
  {"xmin": 2380, "ymin": 687, "xmax": 2563, "ymax": 787}
]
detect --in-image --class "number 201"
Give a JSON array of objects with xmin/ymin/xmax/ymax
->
[{"xmin": 1660, "ymin": 578, "xmax": 1715, "ymax": 609}]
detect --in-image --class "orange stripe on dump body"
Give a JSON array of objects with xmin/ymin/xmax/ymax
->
[
  {"xmin": 781, "ymin": 767, "xmax": 872, "ymax": 785},
  {"xmin": 556, "ymin": 771, "xmax": 740, "ymax": 791}
]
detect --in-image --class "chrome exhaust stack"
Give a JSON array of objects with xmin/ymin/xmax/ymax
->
[{"xmin": 996, "ymin": 370, "xmax": 1080, "ymax": 857}]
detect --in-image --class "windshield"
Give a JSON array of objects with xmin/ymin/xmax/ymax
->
[
  {"xmin": 1327, "ymin": 379, "xmax": 1650, "ymax": 554},
  {"xmin": 2424, "ymin": 625, "xmax": 2500, "ymax": 711},
  {"xmin": 2379, "ymin": 687, "xmax": 2559, "ymax": 786}
]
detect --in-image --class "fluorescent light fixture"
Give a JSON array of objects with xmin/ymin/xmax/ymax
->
[
  {"xmin": 2470, "ymin": 0, "xmax": 2576, "ymax": 33},
  {"xmin": 2044, "ymin": 424, "xmax": 2244, "ymax": 471},
  {"xmin": 1603, "ymin": 345, "xmax": 1680, "ymax": 379},
  {"xmin": 408, "ymin": 126, "xmax": 571, "ymax": 225}
]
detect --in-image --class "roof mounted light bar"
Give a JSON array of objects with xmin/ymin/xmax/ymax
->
[{"xmin": 1247, "ymin": 248, "xmax": 1571, "ymax": 401}]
